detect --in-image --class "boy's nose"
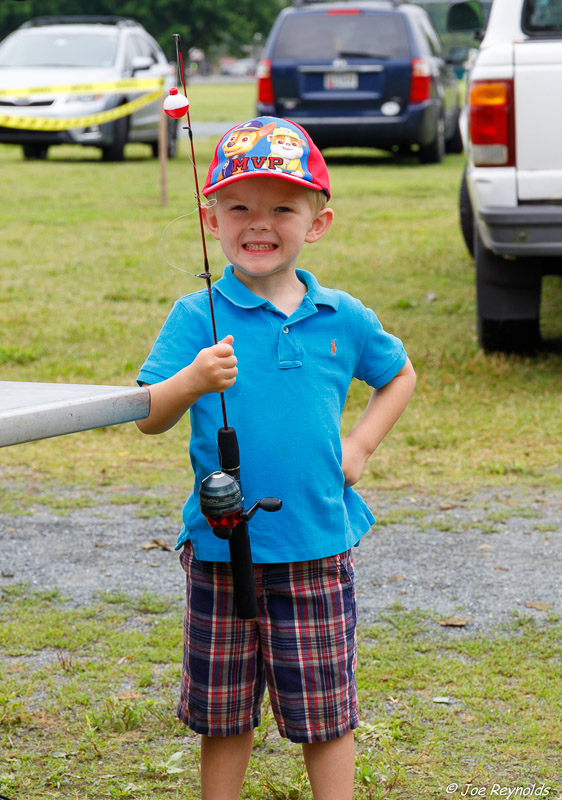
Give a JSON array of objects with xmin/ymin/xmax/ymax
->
[{"xmin": 247, "ymin": 212, "xmax": 271, "ymax": 230}]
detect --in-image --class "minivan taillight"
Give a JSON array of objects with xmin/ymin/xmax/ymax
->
[
  {"xmin": 257, "ymin": 59, "xmax": 275, "ymax": 106},
  {"xmin": 469, "ymin": 80, "xmax": 515, "ymax": 167},
  {"xmin": 409, "ymin": 58, "xmax": 431, "ymax": 104}
]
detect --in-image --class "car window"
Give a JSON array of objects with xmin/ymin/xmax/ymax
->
[
  {"xmin": 419, "ymin": 14, "xmax": 443, "ymax": 56},
  {"xmin": 124, "ymin": 34, "xmax": 142, "ymax": 70},
  {"xmin": 271, "ymin": 12, "xmax": 411, "ymax": 60},
  {"xmin": 133, "ymin": 35, "xmax": 160, "ymax": 63},
  {"xmin": 0, "ymin": 30, "xmax": 118, "ymax": 68},
  {"xmin": 523, "ymin": 0, "xmax": 562, "ymax": 32}
]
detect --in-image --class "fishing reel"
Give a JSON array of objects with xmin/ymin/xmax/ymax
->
[
  {"xmin": 199, "ymin": 471, "xmax": 282, "ymax": 540},
  {"xmin": 198, "ymin": 429, "xmax": 282, "ymax": 619}
]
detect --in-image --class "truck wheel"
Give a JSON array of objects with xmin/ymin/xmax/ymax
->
[
  {"xmin": 477, "ymin": 317, "xmax": 541, "ymax": 354},
  {"xmin": 474, "ymin": 226, "xmax": 541, "ymax": 353},
  {"xmin": 419, "ymin": 116, "xmax": 445, "ymax": 164},
  {"xmin": 459, "ymin": 168, "xmax": 474, "ymax": 257}
]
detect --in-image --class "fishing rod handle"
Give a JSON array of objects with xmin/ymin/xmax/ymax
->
[
  {"xmin": 229, "ymin": 521, "xmax": 258, "ymax": 619},
  {"xmin": 218, "ymin": 426, "xmax": 240, "ymax": 482}
]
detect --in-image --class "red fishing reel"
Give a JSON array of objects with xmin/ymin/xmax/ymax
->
[{"xmin": 199, "ymin": 471, "xmax": 282, "ymax": 540}]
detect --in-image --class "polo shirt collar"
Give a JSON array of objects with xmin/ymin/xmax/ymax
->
[
  {"xmin": 297, "ymin": 269, "xmax": 339, "ymax": 311},
  {"xmin": 214, "ymin": 265, "xmax": 339, "ymax": 311}
]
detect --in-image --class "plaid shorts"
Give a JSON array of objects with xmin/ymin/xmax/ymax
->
[{"xmin": 177, "ymin": 541, "xmax": 359, "ymax": 743}]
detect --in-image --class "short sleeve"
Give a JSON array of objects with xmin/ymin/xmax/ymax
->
[{"xmin": 353, "ymin": 302, "xmax": 407, "ymax": 389}]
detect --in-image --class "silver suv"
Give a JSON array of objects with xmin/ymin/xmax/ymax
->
[
  {"xmin": 450, "ymin": 0, "xmax": 562, "ymax": 353},
  {"xmin": 0, "ymin": 15, "xmax": 176, "ymax": 161}
]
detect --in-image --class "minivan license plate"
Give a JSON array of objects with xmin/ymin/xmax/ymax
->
[{"xmin": 324, "ymin": 72, "xmax": 359, "ymax": 90}]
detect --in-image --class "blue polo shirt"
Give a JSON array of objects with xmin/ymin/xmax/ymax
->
[{"xmin": 137, "ymin": 266, "xmax": 407, "ymax": 563}]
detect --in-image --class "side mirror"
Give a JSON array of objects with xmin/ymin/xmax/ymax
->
[
  {"xmin": 131, "ymin": 55, "xmax": 153, "ymax": 73},
  {"xmin": 447, "ymin": 1, "xmax": 484, "ymax": 35}
]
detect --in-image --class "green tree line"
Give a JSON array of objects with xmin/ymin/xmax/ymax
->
[{"xmin": 0, "ymin": 0, "xmax": 287, "ymax": 61}]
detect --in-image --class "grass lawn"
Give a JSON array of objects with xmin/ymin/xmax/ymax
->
[
  {"xmin": 1, "ymin": 585, "xmax": 560, "ymax": 799},
  {"xmin": 1, "ymin": 81, "xmax": 561, "ymax": 798},
  {"xmin": 1, "ymin": 129, "xmax": 560, "ymax": 506}
]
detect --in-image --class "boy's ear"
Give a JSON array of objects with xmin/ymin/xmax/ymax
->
[
  {"xmin": 202, "ymin": 203, "xmax": 221, "ymax": 241},
  {"xmin": 305, "ymin": 206, "xmax": 334, "ymax": 243}
]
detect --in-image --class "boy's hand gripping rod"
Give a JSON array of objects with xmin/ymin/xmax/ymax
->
[{"xmin": 164, "ymin": 35, "xmax": 281, "ymax": 619}]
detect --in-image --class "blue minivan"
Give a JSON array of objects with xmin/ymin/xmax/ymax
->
[{"xmin": 257, "ymin": 0, "xmax": 462, "ymax": 162}]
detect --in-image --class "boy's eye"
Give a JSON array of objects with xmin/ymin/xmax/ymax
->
[{"xmin": 275, "ymin": 206, "xmax": 292, "ymax": 213}]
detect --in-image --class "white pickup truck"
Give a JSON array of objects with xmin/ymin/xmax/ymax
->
[{"xmin": 449, "ymin": 0, "xmax": 562, "ymax": 353}]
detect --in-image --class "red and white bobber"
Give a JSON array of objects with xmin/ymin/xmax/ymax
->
[{"xmin": 163, "ymin": 87, "xmax": 189, "ymax": 119}]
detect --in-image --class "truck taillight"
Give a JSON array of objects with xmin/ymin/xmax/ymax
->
[
  {"xmin": 409, "ymin": 58, "xmax": 431, "ymax": 104},
  {"xmin": 257, "ymin": 59, "xmax": 275, "ymax": 106},
  {"xmin": 469, "ymin": 80, "xmax": 515, "ymax": 167}
]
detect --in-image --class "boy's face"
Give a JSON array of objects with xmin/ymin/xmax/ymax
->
[{"xmin": 202, "ymin": 177, "xmax": 333, "ymax": 285}]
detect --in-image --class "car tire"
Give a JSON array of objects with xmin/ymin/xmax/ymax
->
[
  {"xmin": 151, "ymin": 118, "xmax": 178, "ymax": 159},
  {"xmin": 419, "ymin": 115, "xmax": 445, "ymax": 164},
  {"xmin": 459, "ymin": 167, "xmax": 474, "ymax": 257},
  {"xmin": 101, "ymin": 110, "xmax": 128, "ymax": 162},
  {"xmin": 167, "ymin": 118, "xmax": 178, "ymax": 158},
  {"xmin": 22, "ymin": 144, "xmax": 49, "ymax": 160},
  {"xmin": 474, "ymin": 226, "xmax": 541, "ymax": 353},
  {"xmin": 446, "ymin": 114, "xmax": 463, "ymax": 154}
]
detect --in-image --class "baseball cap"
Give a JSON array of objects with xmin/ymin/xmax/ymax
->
[{"xmin": 202, "ymin": 116, "xmax": 331, "ymax": 200}]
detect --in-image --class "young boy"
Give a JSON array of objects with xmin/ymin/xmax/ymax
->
[{"xmin": 136, "ymin": 116, "xmax": 416, "ymax": 800}]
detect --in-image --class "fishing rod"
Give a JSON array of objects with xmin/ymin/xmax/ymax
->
[{"xmin": 163, "ymin": 36, "xmax": 281, "ymax": 620}]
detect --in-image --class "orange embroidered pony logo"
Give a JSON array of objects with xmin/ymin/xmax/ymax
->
[{"xmin": 331, "ymin": 340, "xmax": 337, "ymax": 355}]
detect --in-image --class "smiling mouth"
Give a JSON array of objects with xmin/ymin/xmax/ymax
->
[{"xmin": 243, "ymin": 243, "xmax": 278, "ymax": 252}]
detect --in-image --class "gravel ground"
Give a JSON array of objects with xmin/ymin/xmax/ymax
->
[{"xmin": 0, "ymin": 484, "xmax": 560, "ymax": 633}]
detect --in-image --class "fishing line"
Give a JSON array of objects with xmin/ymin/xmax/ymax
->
[
  {"xmin": 160, "ymin": 212, "xmax": 198, "ymax": 276},
  {"xmin": 160, "ymin": 197, "xmax": 217, "ymax": 277}
]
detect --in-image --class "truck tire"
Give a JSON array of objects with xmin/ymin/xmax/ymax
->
[
  {"xmin": 459, "ymin": 167, "xmax": 474, "ymax": 256},
  {"xmin": 474, "ymin": 226, "xmax": 541, "ymax": 353}
]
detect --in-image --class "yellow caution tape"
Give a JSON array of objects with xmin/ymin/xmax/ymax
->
[
  {"xmin": 0, "ymin": 90, "xmax": 164, "ymax": 131},
  {"xmin": 0, "ymin": 77, "xmax": 165, "ymax": 98}
]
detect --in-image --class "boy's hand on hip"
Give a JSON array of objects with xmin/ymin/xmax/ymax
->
[
  {"xmin": 341, "ymin": 435, "xmax": 370, "ymax": 488},
  {"xmin": 340, "ymin": 359, "xmax": 416, "ymax": 487},
  {"xmin": 191, "ymin": 335, "xmax": 238, "ymax": 395}
]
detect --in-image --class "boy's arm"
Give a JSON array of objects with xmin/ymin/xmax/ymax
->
[
  {"xmin": 136, "ymin": 335, "xmax": 237, "ymax": 435},
  {"xmin": 341, "ymin": 358, "xmax": 416, "ymax": 488}
]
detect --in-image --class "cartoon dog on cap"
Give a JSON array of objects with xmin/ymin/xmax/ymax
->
[
  {"xmin": 219, "ymin": 119, "xmax": 276, "ymax": 180},
  {"xmin": 267, "ymin": 126, "xmax": 306, "ymax": 178}
]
